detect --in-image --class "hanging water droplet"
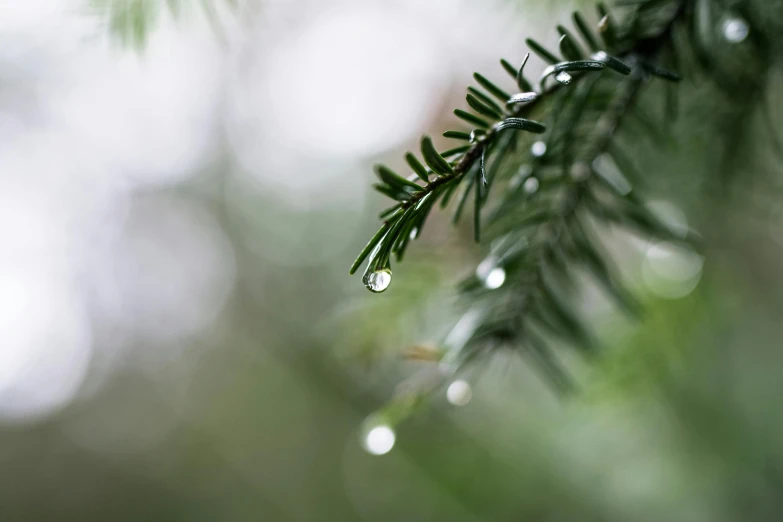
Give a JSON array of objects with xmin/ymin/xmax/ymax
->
[
  {"xmin": 531, "ymin": 141, "xmax": 547, "ymax": 158},
  {"xmin": 363, "ymin": 268, "xmax": 392, "ymax": 293},
  {"xmin": 722, "ymin": 16, "xmax": 749, "ymax": 43},
  {"xmin": 555, "ymin": 71, "xmax": 572, "ymax": 85},
  {"xmin": 446, "ymin": 380, "xmax": 473, "ymax": 406},
  {"xmin": 507, "ymin": 92, "xmax": 537, "ymax": 105},
  {"xmin": 362, "ymin": 424, "xmax": 396, "ymax": 455},
  {"xmin": 524, "ymin": 177, "xmax": 540, "ymax": 194}
]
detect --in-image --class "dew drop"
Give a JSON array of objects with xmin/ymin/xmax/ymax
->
[
  {"xmin": 363, "ymin": 268, "xmax": 392, "ymax": 293},
  {"xmin": 507, "ymin": 92, "xmax": 537, "ymax": 105},
  {"xmin": 409, "ymin": 228, "xmax": 419, "ymax": 240},
  {"xmin": 722, "ymin": 16, "xmax": 749, "ymax": 43},
  {"xmin": 524, "ymin": 177, "xmax": 540, "ymax": 194},
  {"xmin": 484, "ymin": 267, "xmax": 506, "ymax": 289},
  {"xmin": 470, "ymin": 129, "xmax": 487, "ymax": 143},
  {"xmin": 531, "ymin": 141, "xmax": 547, "ymax": 158},
  {"xmin": 446, "ymin": 380, "xmax": 473, "ymax": 406},
  {"xmin": 362, "ymin": 424, "xmax": 396, "ymax": 455},
  {"xmin": 555, "ymin": 71, "xmax": 572, "ymax": 85}
]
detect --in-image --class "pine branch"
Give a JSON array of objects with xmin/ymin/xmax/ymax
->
[{"xmin": 351, "ymin": 0, "xmax": 693, "ymax": 391}]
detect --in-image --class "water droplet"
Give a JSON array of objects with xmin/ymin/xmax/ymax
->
[
  {"xmin": 363, "ymin": 424, "xmax": 395, "ymax": 455},
  {"xmin": 484, "ymin": 268, "xmax": 506, "ymax": 289},
  {"xmin": 470, "ymin": 129, "xmax": 487, "ymax": 143},
  {"xmin": 592, "ymin": 51, "xmax": 608, "ymax": 62},
  {"xmin": 446, "ymin": 380, "xmax": 472, "ymax": 406},
  {"xmin": 524, "ymin": 177, "xmax": 540, "ymax": 194},
  {"xmin": 409, "ymin": 228, "xmax": 419, "ymax": 240},
  {"xmin": 507, "ymin": 92, "xmax": 537, "ymax": 105},
  {"xmin": 555, "ymin": 71, "xmax": 572, "ymax": 85},
  {"xmin": 531, "ymin": 141, "xmax": 547, "ymax": 158},
  {"xmin": 722, "ymin": 17, "xmax": 749, "ymax": 43},
  {"xmin": 363, "ymin": 268, "xmax": 392, "ymax": 293}
]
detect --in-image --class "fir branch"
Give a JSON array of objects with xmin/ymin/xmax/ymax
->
[{"xmin": 352, "ymin": 0, "xmax": 696, "ymax": 395}]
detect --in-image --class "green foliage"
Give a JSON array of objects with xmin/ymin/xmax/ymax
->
[
  {"xmin": 350, "ymin": 0, "xmax": 705, "ymax": 398},
  {"xmin": 89, "ymin": 0, "xmax": 235, "ymax": 48}
]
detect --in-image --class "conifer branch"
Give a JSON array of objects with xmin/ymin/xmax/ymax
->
[{"xmin": 352, "ymin": 0, "xmax": 694, "ymax": 390}]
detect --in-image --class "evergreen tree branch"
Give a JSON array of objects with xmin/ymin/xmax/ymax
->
[{"xmin": 352, "ymin": 0, "xmax": 694, "ymax": 392}]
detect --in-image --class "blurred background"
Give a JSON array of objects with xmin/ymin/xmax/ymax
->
[{"xmin": 2, "ymin": 0, "xmax": 783, "ymax": 520}]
